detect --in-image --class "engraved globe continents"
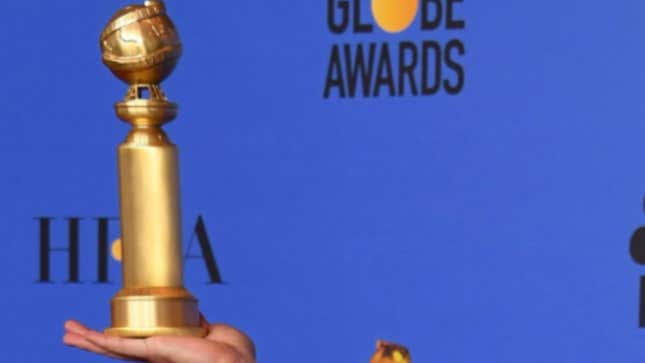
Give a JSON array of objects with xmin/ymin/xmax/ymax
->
[{"xmin": 100, "ymin": 0, "xmax": 182, "ymax": 85}]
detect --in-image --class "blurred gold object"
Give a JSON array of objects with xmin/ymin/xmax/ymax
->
[
  {"xmin": 111, "ymin": 238, "xmax": 122, "ymax": 262},
  {"xmin": 370, "ymin": 340, "xmax": 411, "ymax": 363},
  {"xmin": 100, "ymin": 0, "xmax": 207, "ymax": 338}
]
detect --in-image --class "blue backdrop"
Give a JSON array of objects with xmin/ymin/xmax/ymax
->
[{"xmin": 0, "ymin": 0, "xmax": 644, "ymax": 362}]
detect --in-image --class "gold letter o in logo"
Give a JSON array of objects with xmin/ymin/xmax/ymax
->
[{"xmin": 371, "ymin": 0, "xmax": 419, "ymax": 33}]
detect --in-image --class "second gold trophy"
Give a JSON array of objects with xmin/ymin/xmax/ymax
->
[{"xmin": 100, "ymin": 0, "xmax": 207, "ymax": 338}]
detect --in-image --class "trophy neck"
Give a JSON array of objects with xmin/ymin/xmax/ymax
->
[
  {"xmin": 122, "ymin": 127, "xmax": 173, "ymax": 147},
  {"xmin": 115, "ymin": 84, "xmax": 177, "ymax": 127}
]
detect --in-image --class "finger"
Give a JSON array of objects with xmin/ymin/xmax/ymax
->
[
  {"xmin": 85, "ymin": 330, "xmax": 151, "ymax": 359},
  {"xmin": 207, "ymin": 324, "xmax": 256, "ymax": 360},
  {"xmin": 63, "ymin": 332, "xmax": 138, "ymax": 361},
  {"xmin": 64, "ymin": 320, "xmax": 138, "ymax": 360},
  {"xmin": 64, "ymin": 320, "xmax": 91, "ymax": 335},
  {"xmin": 64, "ymin": 320, "xmax": 135, "ymax": 360}
]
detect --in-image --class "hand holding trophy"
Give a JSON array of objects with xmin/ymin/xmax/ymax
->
[
  {"xmin": 63, "ymin": 1, "xmax": 255, "ymax": 361},
  {"xmin": 63, "ymin": 317, "xmax": 255, "ymax": 363}
]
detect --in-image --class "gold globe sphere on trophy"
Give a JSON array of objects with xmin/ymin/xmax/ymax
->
[{"xmin": 100, "ymin": 0, "xmax": 207, "ymax": 338}]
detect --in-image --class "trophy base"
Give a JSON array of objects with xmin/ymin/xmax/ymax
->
[
  {"xmin": 105, "ymin": 326, "xmax": 207, "ymax": 338},
  {"xmin": 105, "ymin": 287, "xmax": 208, "ymax": 338}
]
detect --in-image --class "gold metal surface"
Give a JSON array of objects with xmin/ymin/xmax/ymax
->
[
  {"xmin": 100, "ymin": 0, "xmax": 181, "ymax": 85},
  {"xmin": 370, "ymin": 341, "xmax": 411, "ymax": 363},
  {"xmin": 100, "ymin": 0, "xmax": 206, "ymax": 338}
]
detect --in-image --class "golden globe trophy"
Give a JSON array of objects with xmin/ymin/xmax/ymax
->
[{"xmin": 100, "ymin": 0, "xmax": 207, "ymax": 337}]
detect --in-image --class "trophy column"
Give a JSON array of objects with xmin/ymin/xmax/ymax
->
[{"xmin": 100, "ymin": 1, "xmax": 207, "ymax": 338}]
